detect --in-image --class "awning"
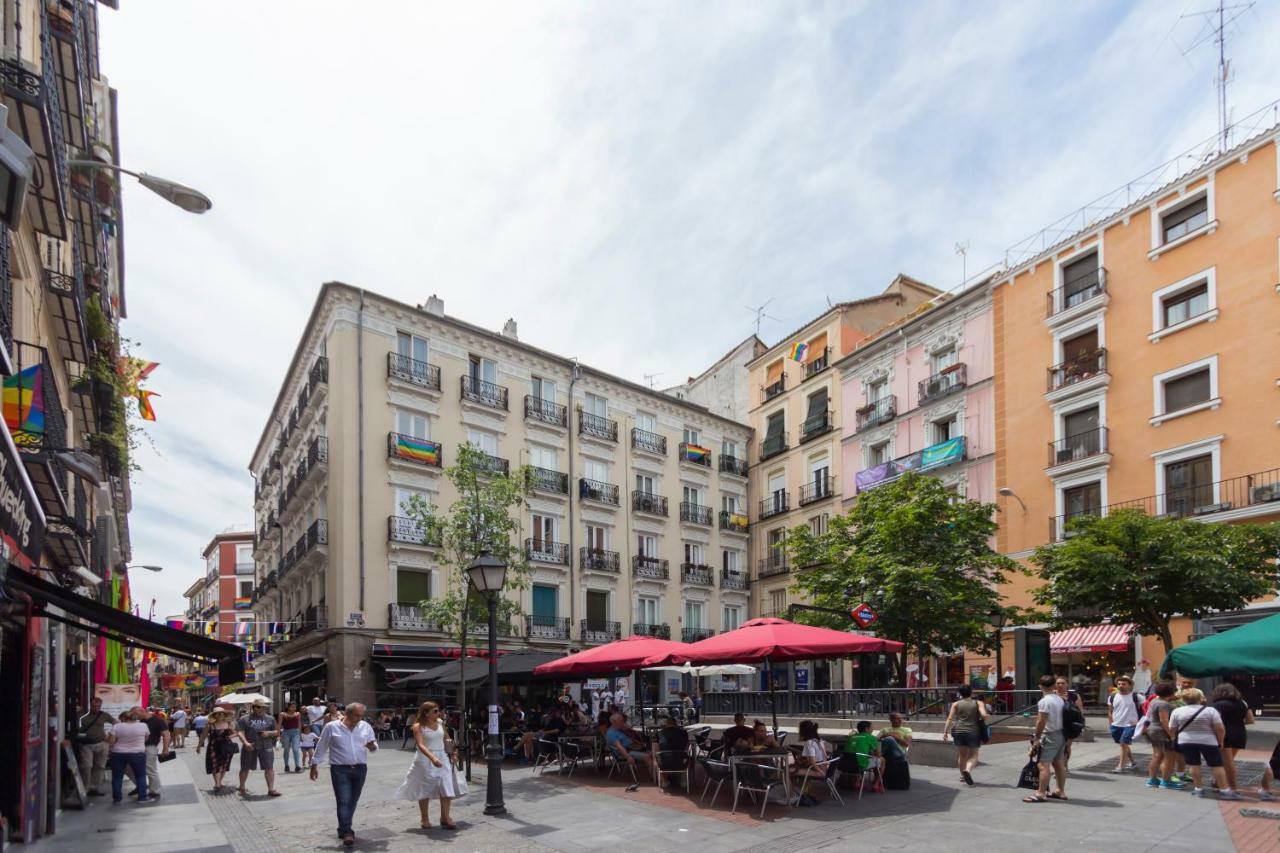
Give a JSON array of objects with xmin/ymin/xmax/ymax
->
[
  {"xmin": 1050, "ymin": 623, "xmax": 1134, "ymax": 654},
  {"xmin": 5, "ymin": 568, "xmax": 246, "ymax": 683},
  {"xmin": 257, "ymin": 657, "xmax": 325, "ymax": 686},
  {"xmin": 396, "ymin": 650, "xmax": 563, "ymax": 687}
]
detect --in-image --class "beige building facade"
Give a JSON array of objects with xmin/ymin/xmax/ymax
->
[{"xmin": 250, "ymin": 284, "xmax": 753, "ymax": 706}]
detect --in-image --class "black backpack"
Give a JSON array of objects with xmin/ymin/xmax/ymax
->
[{"xmin": 1061, "ymin": 696, "xmax": 1086, "ymax": 740}]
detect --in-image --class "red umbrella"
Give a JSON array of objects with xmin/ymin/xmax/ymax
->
[
  {"xmin": 533, "ymin": 635, "xmax": 690, "ymax": 678},
  {"xmin": 661, "ymin": 618, "xmax": 905, "ymax": 732}
]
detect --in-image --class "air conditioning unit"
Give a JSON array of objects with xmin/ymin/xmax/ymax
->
[{"xmin": 1251, "ymin": 484, "xmax": 1280, "ymax": 504}]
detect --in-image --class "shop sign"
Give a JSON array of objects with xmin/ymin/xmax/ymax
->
[
  {"xmin": 0, "ymin": 422, "xmax": 44, "ymax": 567},
  {"xmin": 795, "ymin": 667, "xmax": 809, "ymax": 690}
]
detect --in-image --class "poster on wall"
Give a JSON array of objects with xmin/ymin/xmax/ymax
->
[
  {"xmin": 795, "ymin": 667, "xmax": 810, "ymax": 690},
  {"xmin": 94, "ymin": 683, "xmax": 143, "ymax": 720},
  {"xmin": 969, "ymin": 664, "xmax": 993, "ymax": 688}
]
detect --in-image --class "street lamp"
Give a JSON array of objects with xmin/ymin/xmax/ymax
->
[
  {"xmin": 466, "ymin": 550, "xmax": 508, "ymax": 816},
  {"xmin": 67, "ymin": 159, "xmax": 212, "ymax": 214},
  {"xmin": 126, "ymin": 564, "xmax": 165, "ymax": 572}
]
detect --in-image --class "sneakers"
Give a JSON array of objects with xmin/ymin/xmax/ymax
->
[
  {"xmin": 1145, "ymin": 778, "xmax": 1162, "ymax": 788},
  {"xmin": 1191, "ymin": 787, "xmax": 1207, "ymax": 798},
  {"xmin": 1219, "ymin": 790, "xmax": 1244, "ymax": 801},
  {"xmin": 1259, "ymin": 791, "xmax": 1277, "ymax": 801},
  {"xmin": 1160, "ymin": 779, "xmax": 1186, "ymax": 790}
]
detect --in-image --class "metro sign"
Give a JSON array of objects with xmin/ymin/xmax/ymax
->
[{"xmin": 850, "ymin": 603, "xmax": 878, "ymax": 628}]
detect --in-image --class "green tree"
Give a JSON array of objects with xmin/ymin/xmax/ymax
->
[
  {"xmin": 403, "ymin": 443, "xmax": 533, "ymax": 642},
  {"xmin": 787, "ymin": 472, "xmax": 1022, "ymax": 680},
  {"xmin": 1031, "ymin": 509, "xmax": 1280, "ymax": 652}
]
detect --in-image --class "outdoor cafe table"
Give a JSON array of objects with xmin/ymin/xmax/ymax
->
[
  {"xmin": 729, "ymin": 750, "xmax": 794, "ymax": 809},
  {"xmin": 556, "ymin": 733, "xmax": 600, "ymax": 774}
]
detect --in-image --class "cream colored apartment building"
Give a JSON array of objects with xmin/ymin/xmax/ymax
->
[
  {"xmin": 747, "ymin": 276, "xmax": 940, "ymax": 620},
  {"xmin": 250, "ymin": 284, "xmax": 753, "ymax": 706}
]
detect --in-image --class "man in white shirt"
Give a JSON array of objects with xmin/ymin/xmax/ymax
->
[
  {"xmin": 306, "ymin": 697, "xmax": 328, "ymax": 729},
  {"xmin": 310, "ymin": 702, "xmax": 377, "ymax": 847},
  {"xmin": 614, "ymin": 682, "xmax": 629, "ymax": 716},
  {"xmin": 1025, "ymin": 674, "xmax": 1067, "ymax": 803},
  {"xmin": 1107, "ymin": 676, "xmax": 1141, "ymax": 773}
]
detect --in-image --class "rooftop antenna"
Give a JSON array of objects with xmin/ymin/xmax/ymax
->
[
  {"xmin": 643, "ymin": 372, "xmax": 662, "ymax": 389},
  {"xmin": 745, "ymin": 299, "xmax": 782, "ymax": 337},
  {"xmin": 1176, "ymin": 0, "xmax": 1255, "ymax": 152},
  {"xmin": 954, "ymin": 240, "xmax": 971, "ymax": 285}
]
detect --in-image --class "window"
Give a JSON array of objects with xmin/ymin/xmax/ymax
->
[
  {"xmin": 466, "ymin": 428, "xmax": 498, "ymax": 456},
  {"xmin": 809, "ymin": 513, "xmax": 829, "ymax": 536},
  {"xmin": 1061, "ymin": 251, "xmax": 1100, "ymax": 307},
  {"xmin": 636, "ymin": 411, "xmax": 657, "ymax": 433},
  {"xmin": 1161, "ymin": 195, "xmax": 1209, "ymax": 244},
  {"xmin": 803, "ymin": 388, "xmax": 828, "ymax": 435},
  {"xmin": 469, "ymin": 355, "xmax": 497, "ymax": 385},
  {"xmin": 1164, "ymin": 454, "xmax": 1214, "ymax": 515},
  {"xmin": 394, "ymin": 486, "xmax": 426, "ymax": 516},
  {"xmin": 585, "ymin": 590, "xmax": 609, "ymax": 624},
  {"xmin": 637, "ymin": 597, "xmax": 659, "ymax": 626},
  {"xmin": 584, "ymin": 460, "xmax": 608, "ymax": 483},
  {"xmin": 721, "ymin": 439, "xmax": 740, "ymax": 460},
  {"xmin": 585, "ymin": 393, "xmax": 608, "ymax": 417},
  {"xmin": 530, "ymin": 445, "xmax": 558, "ymax": 471},
  {"xmin": 1058, "ymin": 406, "xmax": 1102, "ymax": 461},
  {"xmin": 932, "ymin": 416, "xmax": 956, "ymax": 445},
  {"xmin": 930, "ymin": 347, "xmax": 957, "ymax": 375},
  {"xmin": 531, "ymin": 514, "xmax": 555, "ymax": 546},
  {"xmin": 532, "ymin": 376, "xmax": 557, "ymax": 403},
  {"xmin": 723, "ymin": 550, "xmax": 740, "ymax": 573},
  {"xmin": 396, "ymin": 569, "xmax": 431, "ymax": 605},
  {"xmin": 684, "ymin": 600, "xmax": 704, "ymax": 630},
  {"xmin": 635, "ymin": 473, "xmax": 655, "ymax": 494},
  {"xmin": 769, "ymin": 589, "xmax": 787, "ymax": 614},
  {"xmin": 766, "ymin": 528, "xmax": 785, "ymax": 565},
  {"xmin": 532, "ymin": 584, "xmax": 557, "ymax": 619},
  {"xmin": 1163, "ymin": 368, "xmax": 1211, "ymax": 413},
  {"xmin": 683, "ymin": 485, "xmax": 702, "ymax": 507},
  {"xmin": 396, "ymin": 411, "xmax": 428, "ymax": 439},
  {"xmin": 1162, "ymin": 283, "xmax": 1209, "ymax": 329},
  {"xmin": 238, "ymin": 580, "xmax": 253, "ymax": 598},
  {"xmin": 721, "ymin": 493, "xmax": 742, "ymax": 514},
  {"xmin": 723, "ymin": 606, "xmax": 742, "ymax": 632},
  {"xmin": 585, "ymin": 524, "xmax": 607, "ymax": 551},
  {"xmin": 684, "ymin": 543, "xmax": 703, "ymax": 564},
  {"xmin": 397, "ymin": 332, "xmax": 429, "ymax": 364},
  {"xmin": 1063, "ymin": 481, "xmax": 1102, "ymax": 522},
  {"xmin": 867, "ymin": 379, "xmax": 887, "ymax": 402},
  {"xmin": 683, "ymin": 427, "xmax": 700, "ymax": 445},
  {"xmin": 868, "ymin": 441, "xmax": 889, "ymax": 466},
  {"xmin": 763, "ymin": 411, "xmax": 785, "ymax": 456},
  {"xmin": 636, "ymin": 533, "xmax": 657, "ymax": 557}
]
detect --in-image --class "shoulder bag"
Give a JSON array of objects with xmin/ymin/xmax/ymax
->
[{"xmin": 1172, "ymin": 705, "xmax": 1207, "ymax": 747}]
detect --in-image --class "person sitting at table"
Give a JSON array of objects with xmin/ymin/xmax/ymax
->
[
  {"xmin": 739, "ymin": 720, "xmax": 780, "ymax": 754},
  {"xmin": 790, "ymin": 720, "xmax": 828, "ymax": 807},
  {"xmin": 606, "ymin": 713, "xmax": 652, "ymax": 778},
  {"xmin": 519, "ymin": 706, "xmax": 567, "ymax": 762},
  {"xmin": 877, "ymin": 712, "xmax": 913, "ymax": 760},
  {"xmin": 655, "ymin": 716, "xmax": 690, "ymax": 791},
  {"xmin": 840, "ymin": 720, "xmax": 883, "ymax": 787},
  {"xmin": 721, "ymin": 713, "xmax": 754, "ymax": 753}
]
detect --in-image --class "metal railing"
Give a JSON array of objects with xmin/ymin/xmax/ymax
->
[
  {"xmin": 388, "ymin": 432, "xmax": 442, "ymax": 467},
  {"xmin": 388, "ymin": 515, "xmax": 440, "ymax": 547},
  {"xmin": 758, "ymin": 554, "xmax": 789, "ymax": 578},
  {"xmin": 703, "ymin": 687, "xmax": 1045, "ymax": 719},
  {"xmin": 680, "ymin": 563, "xmax": 713, "ymax": 586},
  {"xmin": 526, "ymin": 615, "xmax": 570, "ymax": 640},
  {"xmin": 856, "ymin": 396, "xmax": 896, "ymax": 432},
  {"xmin": 798, "ymin": 476, "xmax": 835, "ymax": 506},
  {"xmin": 579, "ymin": 411, "xmax": 618, "ymax": 441},
  {"xmin": 719, "ymin": 510, "xmax": 749, "ymax": 534},
  {"xmin": 759, "ymin": 492, "xmax": 789, "ymax": 519},
  {"xmin": 679, "ymin": 442, "xmax": 711, "ymax": 467},
  {"xmin": 307, "ymin": 435, "xmax": 329, "ymax": 468},
  {"xmin": 632, "ymin": 622, "xmax": 670, "ymax": 639},
  {"xmin": 10, "ymin": 343, "xmax": 68, "ymax": 486},
  {"xmin": 919, "ymin": 364, "xmax": 968, "ymax": 405},
  {"xmin": 580, "ymin": 547, "xmax": 621, "ymax": 573},
  {"xmin": 460, "ymin": 375, "xmax": 508, "ymax": 410},
  {"xmin": 632, "ymin": 491, "xmax": 668, "ymax": 516},
  {"xmin": 762, "ymin": 376, "xmax": 786, "ymax": 401},
  {"xmin": 389, "ymin": 603, "xmax": 448, "ymax": 633},
  {"xmin": 632, "ymin": 555, "xmax": 669, "ymax": 580},
  {"xmin": 580, "ymin": 620, "xmax": 621, "ymax": 644},
  {"xmin": 804, "ymin": 348, "xmax": 831, "ymax": 379},
  {"xmin": 680, "ymin": 502, "xmax": 712, "ymax": 525},
  {"xmin": 578, "ymin": 478, "xmax": 619, "ymax": 505},
  {"xmin": 524, "ymin": 395, "xmax": 566, "ymax": 426},
  {"xmin": 760, "ymin": 432, "xmax": 788, "ymax": 461},
  {"xmin": 527, "ymin": 466, "xmax": 569, "ymax": 495},
  {"xmin": 682, "ymin": 627, "xmax": 715, "ymax": 642},
  {"xmin": 631, "ymin": 427, "xmax": 666, "ymax": 455},
  {"xmin": 720, "ymin": 569, "xmax": 749, "ymax": 590},
  {"xmin": 719, "ymin": 455, "xmax": 748, "ymax": 477},
  {"xmin": 525, "ymin": 539, "xmax": 569, "ymax": 565},
  {"xmin": 1047, "ymin": 427, "xmax": 1108, "ymax": 468},
  {"xmin": 800, "ymin": 411, "xmax": 832, "ymax": 442},
  {"xmin": 1047, "ymin": 348, "xmax": 1107, "ymax": 393},
  {"xmin": 479, "ymin": 453, "xmax": 510, "ymax": 477},
  {"xmin": 0, "ymin": 230, "xmax": 12, "ymax": 363},
  {"xmin": 388, "ymin": 352, "xmax": 441, "ymax": 390},
  {"xmin": 1047, "ymin": 268, "xmax": 1107, "ymax": 317}
]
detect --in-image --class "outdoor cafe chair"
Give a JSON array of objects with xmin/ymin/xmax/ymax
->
[
  {"xmin": 655, "ymin": 745, "xmax": 692, "ymax": 791},
  {"xmin": 796, "ymin": 757, "xmax": 843, "ymax": 806},
  {"xmin": 847, "ymin": 752, "xmax": 883, "ymax": 800},
  {"xmin": 731, "ymin": 759, "xmax": 788, "ymax": 819},
  {"xmin": 603, "ymin": 742, "xmax": 640, "ymax": 786},
  {"xmin": 698, "ymin": 757, "xmax": 733, "ymax": 807},
  {"xmin": 533, "ymin": 738, "xmax": 561, "ymax": 775},
  {"xmin": 557, "ymin": 738, "xmax": 585, "ymax": 777}
]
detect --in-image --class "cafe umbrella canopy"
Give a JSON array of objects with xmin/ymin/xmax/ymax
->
[
  {"xmin": 534, "ymin": 635, "xmax": 691, "ymax": 724},
  {"xmin": 661, "ymin": 617, "xmax": 906, "ymax": 732},
  {"xmin": 1159, "ymin": 612, "xmax": 1280, "ymax": 679}
]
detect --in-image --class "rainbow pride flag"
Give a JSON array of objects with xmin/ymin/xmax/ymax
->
[
  {"xmin": 787, "ymin": 341, "xmax": 809, "ymax": 362},
  {"xmin": 3, "ymin": 364, "xmax": 45, "ymax": 442},
  {"xmin": 683, "ymin": 443, "xmax": 710, "ymax": 463},
  {"xmin": 395, "ymin": 434, "xmax": 441, "ymax": 466},
  {"xmin": 234, "ymin": 596, "xmax": 251, "ymax": 609},
  {"xmin": 235, "ymin": 620, "xmax": 253, "ymax": 639}
]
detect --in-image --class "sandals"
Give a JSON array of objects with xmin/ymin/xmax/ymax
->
[
  {"xmin": 267, "ymin": 790, "xmax": 282, "ymax": 797},
  {"xmin": 1022, "ymin": 795, "xmax": 1047, "ymax": 803},
  {"xmin": 1048, "ymin": 792, "xmax": 1068, "ymax": 801},
  {"xmin": 440, "ymin": 820, "xmax": 458, "ymax": 831},
  {"xmin": 419, "ymin": 822, "xmax": 433, "ymax": 830}
]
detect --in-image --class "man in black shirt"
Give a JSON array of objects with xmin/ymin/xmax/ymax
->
[{"xmin": 721, "ymin": 713, "xmax": 754, "ymax": 752}]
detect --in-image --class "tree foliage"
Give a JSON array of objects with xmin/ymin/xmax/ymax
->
[
  {"xmin": 1031, "ymin": 510, "xmax": 1280, "ymax": 652},
  {"xmin": 403, "ymin": 443, "xmax": 533, "ymax": 642},
  {"xmin": 787, "ymin": 472, "xmax": 1022, "ymax": 678}
]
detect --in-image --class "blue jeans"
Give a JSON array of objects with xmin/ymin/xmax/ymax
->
[
  {"xmin": 281, "ymin": 729, "xmax": 301, "ymax": 769},
  {"xmin": 329, "ymin": 764, "xmax": 367, "ymax": 836},
  {"xmin": 110, "ymin": 752, "xmax": 147, "ymax": 802}
]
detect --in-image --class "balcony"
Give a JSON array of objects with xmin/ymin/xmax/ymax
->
[
  {"xmin": 762, "ymin": 375, "xmax": 786, "ymax": 402},
  {"xmin": 526, "ymin": 615, "xmax": 570, "ymax": 641},
  {"xmin": 45, "ymin": 268, "xmax": 88, "ymax": 364},
  {"xmin": 632, "ymin": 622, "xmax": 671, "ymax": 639},
  {"xmin": 632, "ymin": 555, "xmax": 670, "ymax": 580},
  {"xmin": 580, "ymin": 547, "xmax": 621, "ymax": 573},
  {"xmin": 293, "ymin": 604, "xmax": 329, "ymax": 638},
  {"xmin": 307, "ymin": 435, "xmax": 329, "ymax": 469},
  {"xmin": 679, "ymin": 442, "xmax": 711, "ymax": 468},
  {"xmin": 680, "ymin": 563, "xmax": 713, "ymax": 586},
  {"xmin": 759, "ymin": 492, "xmax": 789, "ymax": 519},
  {"xmin": 719, "ymin": 455, "xmax": 748, "ymax": 478},
  {"xmin": 388, "ymin": 352, "xmax": 441, "ymax": 391},
  {"xmin": 679, "ymin": 502, "xmax": 712, "ymax": 526},
  {"xmin": 632, "ymin": 491, "xmax": 668, "ymax": 517},
  {"xmin": 525, "ymin": 539, "xmax": 569, "ymax": 566},
  {"xmin": 631, "ymin": 427, "xmax": 666, "ymax": 455},
  {"xmin": 760, "ymin": 432, "xmax": 789, "ymax": 461},
  {"xmin": 2, "ymin": 40, "xmax": 68, "ymax": 239},
  {"xmin": 1047, "ymin": 427, "xmax": 1109, "ymax": 471},
  {"xmin": 720, "ymin": 569, "xmax": 749, "ymax": 590},
  {"xmin": 460, "ymin": 375, "xmax": 508, "ymax": 411},
  {"xmin": 479, "ymin": 453, "xmax": 510, "ymax": 477},
  {"xmin": 804, "ymin": 347, "xmax": 831, "ymax": 380},
  {"xmin": 469, "ymin": 620, "xmax": 518, "ymax": 639},
  {"xmin": 527, "ymin": 466, "xmax": 569, "ymax": 495},
  {"xmin": 758, "ymin": 554, "xmax": 790, "ymax": 578},
  {"xmin": 800, "ymin": 410, "xmax": 833, "ymax": 443},
  {"xmin": 919, "ymin": 363, "xmax": 968, "ymax": 405},
  {"xmin": 388, "ymin": 603, "xmax": 447, "ymax": 633},
  {"xmin": 1047, "ymin": 267, "xmax": 1108, "ymax": 320},
  {"xmin": 682, "ymin": 627, "xmax": 716, "ymax": 643},
  {"xmin": 388, "ymin": 432, "xmax": 442, "ymax": 467},
  {"xmin": 580, "ymin": 620, "xmax": 621, "ymax": 644},
  {"xmin": 855, "ymin": 436, "xmax": 967, "ymax": 493},
  {"xmin": 524, "ymin": 395, "xmax": 566, "ymax": 427},
  {"xmin": 1047, "ymin": 348, "xmax": 1108, "ymax": 396},
  {"xmin": 798, "ymin": 476, "xmax": 835, "ymax": 506},
  {"xmin": 856, "ymin": 396, "xmax": 897, "ymax": 432},
  {"xmin": 719, "ymin": 510, "xmax": 749, "ymax": 534},
  {"xmin": 0, "ymin": 230, "xmax": 11, "ymax": 369},
  {"xmin": 578, "ymin": 478, "xmax": 619, "ymax": 506},
  {"xmin": 1049, "ymin": 466, "xmax": 1280, "ymax": 541},
  {"xmin": 388, "ymin": 515, "xmax": 440, "ymax": 547},
  {"xmin": 579, "ymin": 411, "xmax": 617, "ymax": 442}
]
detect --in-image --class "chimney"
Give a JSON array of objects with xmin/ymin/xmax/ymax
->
[
  {"xmin": 501, "ymin": 318, "xmax": 518, "ymax": 340},
  {"xmin": 423, "ymin": 294, "xmax": 444, "ymax": 317}
]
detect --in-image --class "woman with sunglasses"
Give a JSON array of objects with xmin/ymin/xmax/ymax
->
[{"xmin": 395, "ymin": 701, "xmax": 467, "ymax": 830}]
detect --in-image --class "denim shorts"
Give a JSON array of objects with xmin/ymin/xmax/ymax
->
[
  {"xmin": 952, "ymin": 732, "xmax": 981, "ymax": 748},
  {"xmin": 1110, "ymin": 725, "xmax": 1136, "ymax": 745}
]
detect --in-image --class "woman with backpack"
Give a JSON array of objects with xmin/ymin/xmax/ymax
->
[{"xmin": 941, "ymin": 685, "xmax": 988, "ymax": 786}]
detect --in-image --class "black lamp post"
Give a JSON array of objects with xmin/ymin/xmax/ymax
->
[{"xmin": 466, "ymin": 550, "xmax": 508, "ymax": 816}]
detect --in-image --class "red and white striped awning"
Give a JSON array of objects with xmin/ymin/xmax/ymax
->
[{"xmin": 1050, "ymin": 623, "xmax": 1135, "ymax": 654}]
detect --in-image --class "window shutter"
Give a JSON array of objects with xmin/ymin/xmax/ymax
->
[
  {"xmin": 805, "ymin": 388, "xmax": 828, "ymax": 421},
  {"xmin": 765, "ymin": 413, "xmax": 784, "ymax": 439},
  {"xmin": 766, "ymin": 360, "xmax": 784, "ymax": 383},
  {"xmin": 806, "ymin": 332, "xmax": 828, "ymax": 362}
]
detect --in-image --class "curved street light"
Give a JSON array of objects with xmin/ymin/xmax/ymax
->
[
  {"xmin": 67, "ymin": 159, "xmax": 212, "ymax": 214},
  {"xmin": 126, "ymin": 564, "xmax": 165, "ymax": 573}
]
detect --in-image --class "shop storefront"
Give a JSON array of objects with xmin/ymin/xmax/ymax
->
[{"xmin": 1049, "ymin": 623, "xmax": 1135, "ymax": 706}]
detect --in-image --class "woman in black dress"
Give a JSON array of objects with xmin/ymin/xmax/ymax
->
[
  {"xmin": 1211, "ymin": 682, "xmax": 1253, "ymax": 795},
  {"xmin": 204, "ymin": 708, "xmax": 236, "ymax": 790}
]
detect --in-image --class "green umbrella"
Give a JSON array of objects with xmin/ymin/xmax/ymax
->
[{"xmin": 1159, "ymin": 612, "xmax": 1280, "ymax": 678}]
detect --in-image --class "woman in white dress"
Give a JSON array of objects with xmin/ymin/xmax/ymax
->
[{"xmin": 395, "ymin": 700, "xmax": 466, "ymax": 829}]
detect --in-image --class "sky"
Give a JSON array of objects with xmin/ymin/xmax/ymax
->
[{"xmin": 99, "ymin": 1, "xmax": 1280, "ymax": 619}]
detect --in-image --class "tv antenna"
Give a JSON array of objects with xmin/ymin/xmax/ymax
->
[
  {"xmin": 643, "ymin": 372, "xmax": 662, "ymax": 389},
  {"xmin": 954, "ymin": 240, "xmax": 971, "ymax": 285},
  {"xmin": 1175, "ymin": 0, "xmax": 1255, "ymax": 152},
  {"xmin": 745, "ymin": 299, "xmax": 782, "ymax": 336}
]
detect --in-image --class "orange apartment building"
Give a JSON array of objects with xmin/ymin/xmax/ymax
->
[{"xmin": 988, "ymin": 117, "xmax": 1280, "ymax": 704}]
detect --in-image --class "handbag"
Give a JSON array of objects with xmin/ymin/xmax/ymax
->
[
  {"xmin": 1172, "ymin": 705, "xmax": 1207, "ymax": 747},
  {"xmin": 158, "ymin": 750, "xmax": 177, "ymax": 763},
  {"xmin": 1016, "ymin": 744, "xmax": 1041, "ymax": 789}
]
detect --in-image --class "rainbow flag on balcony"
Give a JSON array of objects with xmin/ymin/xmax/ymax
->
[
  {"xmin": 683, "ymin": 443, "xmax": 710, "ymax": 463},
  {"xmin": 787, "ymin": 341, "xmax": 809, "ymax": 362},
  {"xmin": 234, "ymin": 596, "xmax": 251, "ymax": 609},
  {"xmin": 395, "ymin": 434, "xmax": 440, "ymax": 465},
  {"xmin": 3, "ymin": 364, "xmax": 44, "ymax": 442}
]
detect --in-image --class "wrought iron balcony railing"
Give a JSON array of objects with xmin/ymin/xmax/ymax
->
[
  {"xmin": 632, "ymin": 622, "xmax": 671, "ymax": 639},
  {"xmin": 759, "ymin": 492, "xmax": 789, "ymax": 519},
  {"xmin": 760, "ymin": 432, "xmax": 789, "ymax": 461},
  {"xmin": 919, "ymin": 364, "xmax": 968, "ymax": 405},
  {"xmin": 632, "ymin": 555, "xmax": 669, "ymax": 580},
  {"xmin": 578, "ymin": 478, "xmax": 619, "ymax": 505},
  {"xmin": 525, "ymin": 539, "xmax": 569, "ymax": 565},
  {"xmin": 460, "ymin": 375, "xmax": 508, "ymax": 410},
  {"xmin": 524, "ymin": 395, "xmax": 567, "ymax": 427},
  {"xmin": 388, "ymin": 515, "xmax": 440, "ymax": 547},
  {"xmin": 762, "ymin": 375, "xmax": 786, "ymax": 401},
  {"xmin": 387, "ymin": 604, "xmax": 447, "ymax": 634},
  {"xmin": 44, "ymin": 267, "xmax": 88, "ymax": 364},
  {"xmin": 580, "ymin": 620, "xmax": 621, "ymax": 644},
  {"xmin": 1047, "ymin": 427, "xmax": 1108, "ymax": 468},
  {"xmin": 798, "ymin": 476, "xmax": 835, "ymax": 506},
  {"xmin": 680, "ymin": 563, "xmax": 713, "ymax": 586},
  {"xmin": 579, "ymin": 411, "xmax": 618, "ymax": 442},
  {"xmin": 479, "ymin": 453, "xmax": 510, "ymax": 477},
  {"xmin": 527, "ymin": 466, "xmax": 569, "ymax": 495},
  {"xmin": 580, "ymin": 547, "xmax": 621, "ymax": 573},
  {"xmin": 679, "ymin": 442, "xmax": 711, "ymax": 467},
  {"xmin": 631, "ymin": 427, "xmax": 666, "ymax": 455},
  {"xmin": 679, "ymin": 502, "xmax": 712, "ymax": 526},
  {"xmin": 388, "ymin": 432, "xmax": 442, "ymax": 467},
  {"xmin": 1047, "ymin": 348, "xmax": 1107, "ymax": 393},
  {"xmin": 388, "ymin": 352, "xmax": 441, "ymax": 391},
  {"xmin": 720, "ymin": 569, "xmax": 749, "ymax": 590},
  {"xmin": 1047, "ymin": 267, "xmax": 1107, "ymax": 317},
  {"xmin": 526, "ymin": 615, "xmax": 570, "ymax": 640},
  {"xmin": 804, "ymin": 348, "xmax": 831, "ymax": 379},
  {"xmin": 632, "ymin": 491, "xmax": 668, "ymax": 516},
  {"xmin": 801, "ymin": 410, "xmax": 832, "ymax": 443},
  {"xmin": 758, "ymin": 554, "xmax": 790, "ymax": 578},
  {"xmin": 719, "ymin": 455, "xmax": 748, "ymax": 477},
  {"xmin": 855, "ymin": 395, "xmax": 896, "ymax": 432},
  {"xmin": 719, "ymin": 510, "xmax": 749, "ymax": 533},
  {"xmin": 682, "ymin": 627, "xmax": 716, "ymax": 642}
]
